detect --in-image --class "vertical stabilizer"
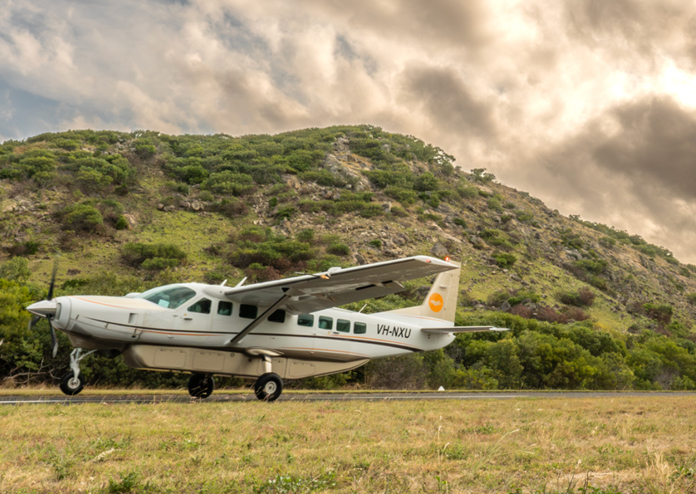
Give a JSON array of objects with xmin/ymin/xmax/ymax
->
[{"xmin": 385, "ymin": 261, "xmax": 461, "ymax": 323}]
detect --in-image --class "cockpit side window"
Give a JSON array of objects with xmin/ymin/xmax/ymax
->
[
  {"xmin": 188, "ymin": 298, "xmax": 212, "ymax": 314},
  {"xmin": 140, "ymin": 286, "xmax": 196, "ymax": 309},
  {"xmin": 218, "ymin": 301, "xmax": 233, "ymax": 316}
]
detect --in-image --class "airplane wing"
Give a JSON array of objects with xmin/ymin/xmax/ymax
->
[
  {"xmin": 421, "ymin": 326, "xmax": 510, "ymax": 334},
  {"xmin": 219, "ymin": 255, "xmax": 456, "ymax": 314}
]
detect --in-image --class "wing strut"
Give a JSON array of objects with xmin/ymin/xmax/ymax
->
[{"xmin": 229, "ymin": 293, "xmax": 292, "ymax": 345}]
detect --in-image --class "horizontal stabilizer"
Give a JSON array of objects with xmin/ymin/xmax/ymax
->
[{"xmin": 421, "ymin": 326, "xmax": 509, "ymax": 334}]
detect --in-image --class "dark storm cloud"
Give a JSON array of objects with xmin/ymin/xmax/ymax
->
[
  {"xmin": 593, "ymin": 98, "xmax": 696, "ymax": 199},
  {"xmin": 524, "ymin": 97, "xmax": 696, "ymax": 259},
  {"xmin": 400, "ymin": 65, "xmax": 496, "ymax": 139},
  {"xmin": 564, "ymin": 0, "xmax": 696, "ymax": 69},
  {"xmin": 305, "ymin": 0, "xmax": 492, "ymax": 53}
]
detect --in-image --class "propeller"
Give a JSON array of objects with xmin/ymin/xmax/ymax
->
[{"xmin": 28, "ymin": 258, "xmax": 60, "ymax": 357}]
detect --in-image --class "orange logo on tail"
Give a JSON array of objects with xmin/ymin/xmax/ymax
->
[{"xmin": 428, "ymin": 293, "xmax": 444, "ymax": 312}]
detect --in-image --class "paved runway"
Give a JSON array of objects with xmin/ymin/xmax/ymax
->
[{"xmin": 0, "ymin": 391, "xmax": 693, "ymax": 405}]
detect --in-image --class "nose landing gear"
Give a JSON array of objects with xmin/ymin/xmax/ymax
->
[{"xmin": 59, "ymin": 348, "xmax": 96, "ymax": 396}]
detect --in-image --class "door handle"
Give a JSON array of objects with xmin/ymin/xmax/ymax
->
[{"xmin": 183, "ymin": 317, "xmax": 192, "ymax": 321}]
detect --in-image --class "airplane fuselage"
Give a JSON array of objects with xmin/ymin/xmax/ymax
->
[{"xmin": 51, "ymin": 283, "xmax": 455, "ymax": 366}]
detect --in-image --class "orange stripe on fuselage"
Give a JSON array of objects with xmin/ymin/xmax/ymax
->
[{"xmin": 73, "ymin": 296, "xmax": 163, "ymax": 311}]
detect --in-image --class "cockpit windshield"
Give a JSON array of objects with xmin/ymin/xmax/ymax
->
[{"xmin": 137, "ymin": 285, "xmax": 196, "ymax": 309}]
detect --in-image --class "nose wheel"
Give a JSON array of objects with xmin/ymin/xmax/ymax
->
[
  {"xmin": 254, "ymin": 373, "xmax": 283, "ymax": 402},
  {"xmin": 59, "ymin": 348, "xmax": 96, "ymax": 396}
]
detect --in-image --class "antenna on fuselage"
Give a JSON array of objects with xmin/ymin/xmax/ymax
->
[
  {"xmin": 359, "ymin": 304, "xmax": 367, "ymax": 313},
  {"xmin": 235, "ymin": 277, "xmax": 247, "ymax": 288},
  {"xmin": 220, "ymin": 280, "xmax": 227, "ymax": 286}
]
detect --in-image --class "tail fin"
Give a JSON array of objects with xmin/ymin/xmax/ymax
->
[{"xmin": 386, "ymin": 261, "xmax": 461, "ymax": 322}]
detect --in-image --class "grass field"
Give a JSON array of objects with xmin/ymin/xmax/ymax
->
[{"xmin": 1, "ymin": 396, "xmax": 694, "ymax": 493}]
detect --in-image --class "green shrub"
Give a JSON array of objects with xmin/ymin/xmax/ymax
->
[
  {"xmin": 275, "ymin": 205, "xmax": 296, "ymax": 220},
  {"xmin": 558, "ymin": 287, "xmax": 595, "ymax": 307},
  {"xmin": 384, "ymin": 186, "xmax": 418, "ymax": 205},
  {"xmin": 199, "ymin": 190, "xmax": 214, "ymax": 202},
  {"xmin": 515, "ymin": 211, "xmax": 534, "ymax": 224},
  {"xmin": 456, "ymin": 185, "xmax": 478, "ymax": 199},
  {"xmin": 390, "ymin": 206, "xmax": 408, "ymax": 217},
  {"xmin": 296, "ymin": 229, "xmax": 315, "ymax": 243},
  {"xmin": 0, "ymin": 257, "xmax": 31, "ymax": 282},
  {"xmin": 268, "ymin": 197, "xmax": 278, "ymax": 208},
  {"xmin": 368, "ymin": 239, "xmax": 382, "ymax": 248},
  {"xmin": 360, "ymin": 204, "xmax": 385, "ymax": 218},
  {"xmin": 573, "ymin": 259, "xmax": 607, "ymax": 275},
  {"xmin": 121, "ymin": 243, "xmax": 187, "ymax": 269},
  {"xmin": 492, "ymin": 252, "xmax": 517, "ymax": 268},
  {"xmin": 687, "ymin": 293, "xmax": 696, "ymax": 305},
  {"xmin": 61, "ymin": 204, "xmax": 104, "ymax": 232},
  {"xmin": 481, "ymin": 229, "xmax": 513, "ymax": 250},
  {"xmin": 487, "ymin": 197, "xmax": 502, "ymax": 212},
  {"xmin": 470, "ymin": 168, "xmax": 495, "ymax": 183},
  {"xmin": 453, "ymin": 217, "xmax": 467, "ymax": 228},
  {"xmin": 413, "ymin": 172, "xmax": 439, "ymax": 192},
  {"xmin": 298, "ymin": 170, "xmax": 345, "ymax": 187},
  {"xmin": 560, "ymin": 229, "xmax": 584, "ymax": 249},
  {"xmin": 203, "ymin": 171, "xmax": 254, "ymax": 196},
  {"xmin": 643, "ymin": 303, "xmax": 673, "ymax": 325},
  {"xmin": 507, "ymin": 290, "xmax": 539, "ymax": 306},
  {"xmin": 327, "ymin": 242, "xmax": 351, "ymax": 256},
  {"xmin": 115, "ymin": 215, "xmax": 129, "ymax": 230},
  {"xmin": 599, "ymin": 236, "xmax": 616, "ymax": 248}
]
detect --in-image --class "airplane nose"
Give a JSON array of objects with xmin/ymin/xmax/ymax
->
[{"xmin": 26, "ymin": 300, "xmax": 57, "ymax": 318}]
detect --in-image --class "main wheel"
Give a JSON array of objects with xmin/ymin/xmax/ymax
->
[
  {"xmin": 254, "ymin": 373, "xmax": 283, "ymax": 402},
  {"xmin": 188, "ymin": 373, "xmax": 215, "ymax": 398},
  {"xmin": 59, "ymin": 371, "xmax": 84, "ymax": 396}
]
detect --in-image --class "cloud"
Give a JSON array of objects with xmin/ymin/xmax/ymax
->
[{"xmin": 519, "ymin": 96, "xmax": 696, "ymax": 261}]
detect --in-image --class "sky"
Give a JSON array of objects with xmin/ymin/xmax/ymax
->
[{"xmin": 2, "ymin": 0, "xmax": 696, "ymax": 262}]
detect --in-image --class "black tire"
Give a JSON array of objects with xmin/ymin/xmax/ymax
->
[
  {"xmin": 188, "ymin": 373, "xmax": 215, "ymax": 398},
  {"xmin": 254, "ymin": 373, "xmax": 283, "ymax": 402},
  {"xmin": 59, "ymin": 371, "xmax": 84, "ymax": 396}
]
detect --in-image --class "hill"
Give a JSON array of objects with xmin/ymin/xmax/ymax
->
[{"xmin": 1, "ymin": 125, "xmax": 696, "ymax": 391}]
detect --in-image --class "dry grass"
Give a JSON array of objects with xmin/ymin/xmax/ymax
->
[{"xmin": 1, "ymin": 396, "xmax": 694, "ymax": 493}]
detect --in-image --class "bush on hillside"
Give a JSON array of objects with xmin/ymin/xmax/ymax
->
[
  {"xmin": 121, "ymin": 243, "xmax": 187, "ymax": 270},
  {"xmin": 558, "ymin": 287, "xmax": 596, "ymax": 307},
  {"xmin": 60, "ymin": 204, "xmax": 104, "ymax": 232}
]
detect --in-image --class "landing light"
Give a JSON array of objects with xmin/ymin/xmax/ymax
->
[{"xmin": 445, "ymin": 256, "xmax": 450, "ymax": 262}]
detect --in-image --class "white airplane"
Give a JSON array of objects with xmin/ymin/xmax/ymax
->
[{"xmin": 26, "ymin": 256, "xmax": 506, "ymax": 401}]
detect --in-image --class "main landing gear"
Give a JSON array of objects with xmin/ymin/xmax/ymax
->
[
  {"xmin": 188, "ymin": 373, "xmax": 215, "ymax": 398},
  {"xmin": 59, "ymin": 348, "xmax": 96, "ymax": 396},
  {"xmin": 254, "ymin": 373, "xmax": 283, "ymax": 402},
  {"xmin": 253, "ymin": 355, "xmax": 283, "ymax": 402}
]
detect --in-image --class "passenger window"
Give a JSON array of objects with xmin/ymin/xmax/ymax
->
[
  {"xmin": 354, "ymin": 322, "xmax": 367, "ymax": 334},
  {"xmin": 318, "ymin": 316, "xmax": 333, "ymax": 330},
  {"xmin": 217, "ymin": 301, "xmax": 233, "ymax": 316},
  {"xmin": 297, "ymin": 314, "xmax": 314, "ymax": 327},
  {"xmin": 337, "ymin": 319, "xmax": 350, "ymax": 333},
  {"xmin": 188, "ymin": 298, "xmax": 211, "ymax": 314},
  {"xmin": 239, "ymin": 304, "xmax": 258, "ymax": 319},
  {"xmin": 268, "ymin": 309, "xmax": 286, "ymax": 323}
]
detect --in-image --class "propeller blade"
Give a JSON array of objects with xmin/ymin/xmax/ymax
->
[
  {"xmin": 28, "ymin": 315, "xmax": 41, "ymax": 331},
  {"xmin": 48, "ymin": 318, "xmax": 58, "ymax": 358},
  {"xmin": 47, "ymin": 258, "xmax": 59, "ymax": 301}
]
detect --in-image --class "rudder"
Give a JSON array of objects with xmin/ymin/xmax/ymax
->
[{"xmin": 386, "ymin": 261, "xmax": 461, "ymax": 322}]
